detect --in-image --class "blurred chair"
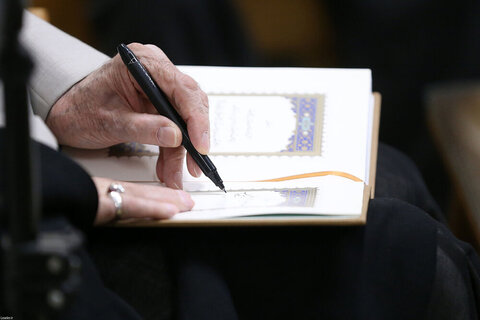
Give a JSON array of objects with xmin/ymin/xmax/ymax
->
[
  {"xmin": 233, "ymin": 0, "xmax": 335, "ymax": 67},
  {"xmin": 427, "ymin": 83, "xmax": 480, "ymax": 248},
  {"xmin": 28, "ymin": 7, "xmax": 50, "ymax": 21},
  {"xmin": 30, "ymin": 0, "xmax": 94, "ymax": 46}
]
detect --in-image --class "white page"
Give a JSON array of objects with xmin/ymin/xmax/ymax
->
[
  {"xmin": 174, "ymin": 176, "xmax": 365, "ymax": 219},
  {"xmin": 178, "ymin": 66, "xmax": 372, "ymax": 183}
]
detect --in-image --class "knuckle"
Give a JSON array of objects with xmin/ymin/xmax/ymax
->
[
  {"xmin": 126, "ymin": 42, "xmax": 144, "ymax": 53},
  {"xmin": 131, "ymin": 43, "xmax": 177, "ymax": 89},
  {"xmin": 177, "ymin": 73, "xmax": 199, "ymax": 91},
  {"xmin": 159, "ymin": 60, "xmax": 177, "ymax": 87},
  {"xmin": 144, "ymin": 43, "xmax": 158, "ymax": 50},
  {"xmin": 198, "ymin": 105, "xmax": 209, "ymax": 116},
  {"xmin": 144, "ymin": 43, "xmax": 165, "ymax": 56},
  {"xmin": 127, "ymin": 42, "xmax": 142, "ymax": 48},
  {"xmin": 200, "ymin": 92, "xmax": 209, "ymax": 109}
]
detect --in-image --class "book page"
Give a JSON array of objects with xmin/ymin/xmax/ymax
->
[
  {"xmin": 209, "ymin": 94, "xmax": 324, "ymax": 155},
  {"xmin": 178, "ymin": 66, "xmax": 372, "ymax": 184},
  {"xmin": 175, "ymin": 176, "xmax": 365, "ymax": 219}
]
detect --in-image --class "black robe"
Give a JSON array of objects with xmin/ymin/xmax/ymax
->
[{"xmin": 1, "ymin": 134, "xmax": 479, "ymax": 320}]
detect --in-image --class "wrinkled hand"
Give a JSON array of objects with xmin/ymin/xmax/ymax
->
[
  {"xmin": 92, "ymin": 177, "xmax": 194, "ymax": 225},
  {"xmin": 47, "ymin": 43, "xmax": 210, "ymax": 189}
]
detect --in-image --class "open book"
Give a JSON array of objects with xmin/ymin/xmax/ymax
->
[{"xmin": 64, "ymin": 67, "xmax": 380, "ymax": 226}]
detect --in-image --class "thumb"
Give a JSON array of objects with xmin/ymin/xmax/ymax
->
[{"xmin": 119, "ymin": 112, "xmax": 182, "ymax": 147}]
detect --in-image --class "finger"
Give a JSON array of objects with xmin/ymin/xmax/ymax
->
[
  {"xmin": 122, "ymin": 182, "xmax": 194, "ymax": 210},
  {"xmin": 160, "ymin": 147, "xmax": 186, "ymax": 189},
  {"xmin": 98, "ymin": 191, "xmax": 178, "ymax": 223},
  {"xmin": 186, "ymin": 153, "xmax": 202, "ymax": 178},
  {"xmin": 127, "ymin": 43, "xmax": 210, "ymax": 154},
  {"xmin": 119, "ymin": 194, "xmax": 179, "ymax": 220},
  {"xmin": 117, "ymin": 112, "xmax": 182, "ymax": 147},
  {"xmin": 95, "ymin": 180, "xmax": 195, "ymax": 225},
  {"xmin": 168, "ymin": 73, "xmax": 210, "ymax": 155}
]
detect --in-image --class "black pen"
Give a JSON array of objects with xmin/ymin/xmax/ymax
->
[{"xmin": 117, "ymin": 43, "xmax": 226, "ymax": 192}]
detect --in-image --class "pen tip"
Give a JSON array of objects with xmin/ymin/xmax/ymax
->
[{"xmin": 222, "ymin": 188, "xmax": 227, "ymax": 193}]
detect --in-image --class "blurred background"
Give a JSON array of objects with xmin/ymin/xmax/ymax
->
[{"xmin": 29, "ymin": 0, "xmax": 480, "ymax": 248}]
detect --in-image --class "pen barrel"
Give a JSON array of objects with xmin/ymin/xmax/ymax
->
[
  {"xmin": 181, "ymin": 133, "xmax": 217, "ymax": 174},
  {"xmin": 125, "ymin": 59, "xmax": 217, "ymax": 175},
  {"xmin": 126, "ymin": 61, "xmax": 188, "ymax": 128},
  {"xmin": 118, "ymin": 44, "xmax": 223, "ymax": 189}
]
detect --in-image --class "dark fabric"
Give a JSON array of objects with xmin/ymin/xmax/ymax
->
[
  {"xmin": 61, "ymin": 240, "xmax": 143, "ymax": 320},
  {"xmin": 427, "ymin": 227, "xmax": 480, "ymax": 319},
  {"xmin": 88, "ymin": 144, "xmax": 480, "ymax": 319},
  {"xmin": 40, "ymin": 144, "xmax": 98, "ymax": 231},
  {"xmin": 323, "ymin": 0, "xmax": 480, "ymax": 209},
  {"xmin": 163, "ymin": 144, "xmax": 477, "ymax": 319},
  {"xmin": 88, "ymin": 0, "xmax": 257, "ymax": 66},
  {"xmin": 375, "ymin": 144, "xmax": 444, "ymax": 222},
  {"xmin": 0, "ymin": 130, "xmax": 143, "ymax": 319},
  {"xmin": 88, "ymin": 228, "xmax": 174, "ymax": 320},
  {"xmin": 168, "ymin": 199, "xmax": 436, "ymax": 320},
  {"xmin": 168, "ymin": 205, "xmax": 480, "ymax": 320},
  {"xmin": 1, "ymin": 136, "xmax": 476, "ymax": 320},
  {"xmin": 0, "ymin": 129, "xmax": 97, "ymax": 232}
]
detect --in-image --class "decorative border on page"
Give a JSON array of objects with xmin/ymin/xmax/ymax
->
[
  {"xmin": 107, "ymin": 93, "xmax": 325, "ymax": 158},
  {"xmin": 208, "ymin": 93, "xmax": 325, "ymax": 156},
  {"xmin": 278, "ymin": 188, "xmax": 317, "ymax": 207},
  {"xmin": 283, "ymin": 95, "xmax": 324, "ymax": 155}
]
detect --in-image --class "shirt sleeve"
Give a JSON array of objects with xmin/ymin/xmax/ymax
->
[
  {"xmin": 39, "ymin": 140, "xmax": 98, "ymax": 231},
  {"xmin": 20, "ymin": 12, "xmax": 110, "ymax": 120},
  {"xmin": 0, "ymin": 129, "xmax": 98, "ymax": 232}
]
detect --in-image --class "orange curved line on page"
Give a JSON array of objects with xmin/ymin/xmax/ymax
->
[{"xmin": 256, "ymin": 171, "xmax": 363, "ymax": 183}]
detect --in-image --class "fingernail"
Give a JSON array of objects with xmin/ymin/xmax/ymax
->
[
  {"xmin": 193, "ymin": 165, "xmax": 202, "ymax": 178},
  {"xmin": 201, "ymin": 131, "xmax": 210, "ymax": 153},
  {"xmin": 157, "ymin": 126, "xmax": 178, "ymax": 147},
  {"xmin": 177, "ymin": 190, "xmax": 194, "ymax": 208}
]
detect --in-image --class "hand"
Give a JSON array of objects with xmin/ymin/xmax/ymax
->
[
  {"xmin": 46, "ymin": 43, "xmax": 210, "ymax": 189},
  {"xmin": 92, "ymin": 177, "xmax": 194, "ymax": 225}
]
